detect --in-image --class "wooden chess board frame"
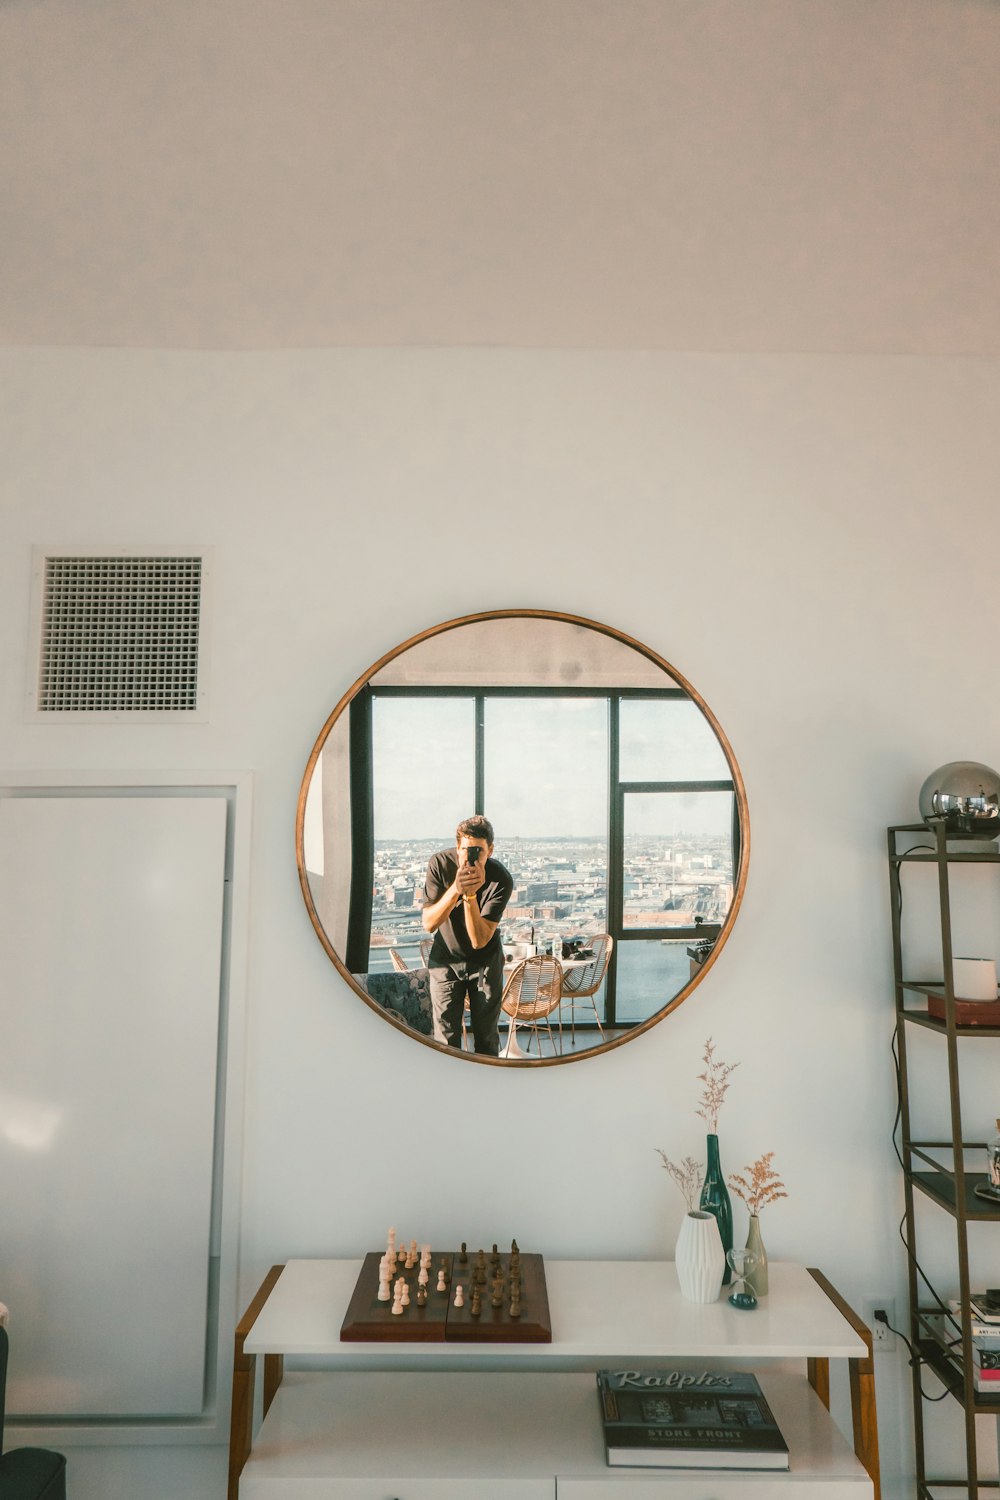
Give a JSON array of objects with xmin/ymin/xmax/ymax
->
[{"xmin": 340, "ymin": 1251, "xmax": 552, "ymax": 1343}]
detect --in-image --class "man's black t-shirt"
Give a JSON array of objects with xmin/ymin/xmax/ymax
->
[{"xmin": 424, "ymin": 849, "xmax": 513, "ymax": 966}]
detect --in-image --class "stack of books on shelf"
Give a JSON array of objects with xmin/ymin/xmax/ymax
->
[
  {"xmin": 925, "ymin": 1294, "xmax": 1000, "ymax": 1396},
  {"xmin": 596, "ymin": 1369, "xmax": 789, "ymax": 1470}
]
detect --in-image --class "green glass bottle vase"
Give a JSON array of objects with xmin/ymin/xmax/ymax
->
[{"xmin": 699, "ymin": 1133, "xmax": 733, "ymax": 1284}]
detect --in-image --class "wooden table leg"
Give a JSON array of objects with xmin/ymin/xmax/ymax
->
[
  {"xmin": 807, "ymin": 1268, "xmax": 882, "ymax": 1500},
  {"xmin": 228, "ymin": 1265, "xmax": 286, "ymax": 1500}
]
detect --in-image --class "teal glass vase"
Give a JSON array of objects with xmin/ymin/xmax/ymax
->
[{"xmin": 699, "ymin": 1133, "xmax": 733, "ymax": 1284}]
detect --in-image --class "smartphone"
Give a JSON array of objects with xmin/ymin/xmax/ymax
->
[{"xmin": 466, "ymin": 847, "xmax": 481, "ymax": 865}]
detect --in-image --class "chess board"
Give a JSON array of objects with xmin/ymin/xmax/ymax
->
[{"xmin": 340, "ymin": 1250, "xmax": 552, "ymax": 1343}]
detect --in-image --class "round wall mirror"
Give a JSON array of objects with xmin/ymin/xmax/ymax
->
[{"xmin": 296, "ymin": 611, "xmax": 749, "ymax": 1066}]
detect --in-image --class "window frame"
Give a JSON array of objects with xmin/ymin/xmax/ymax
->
[{"xmin": 350, "ymin": 684, "xmax": 740, "ymax": 1030}]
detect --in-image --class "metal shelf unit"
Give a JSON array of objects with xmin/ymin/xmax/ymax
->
[{"xmin": 888, "ymin": 822, "xmax": 1000, "ymax": 1500}]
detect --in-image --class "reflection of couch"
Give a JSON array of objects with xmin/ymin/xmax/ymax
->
[{"xmin": 353, "ymin": 968, "xmax": 433, "ymax": 1035}]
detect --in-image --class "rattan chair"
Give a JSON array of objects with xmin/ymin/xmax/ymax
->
[
  {"xmin": 418, "ymin": 938, "xmax": 433, "ymax": 966},
  {"xmin": 558, "ymin": 933, "xmax": 612, "ymax": 1044},
  {"xmin": 500, "ymin": 955, "xmax": 563, "ymax": 1059},
  {"xmin": 388, "ymin": 948, "xmax": 410, "ymax": 972}
]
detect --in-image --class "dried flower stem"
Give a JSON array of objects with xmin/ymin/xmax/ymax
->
[
  {"xmin": 728, "ymin": 1152, "xmax": 788, "ymax": 1216},
  {"xmin": 656, "ymin": 1151, "xmax": 704, "ymax": 1213},
  {"xmin": 696, "ymin": 1037, "xmax": 739, "ymax": 1134}
]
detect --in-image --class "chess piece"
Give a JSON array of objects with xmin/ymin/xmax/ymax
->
[
  {"xmin": 417, "ymin": 1266, "xmax": 429, "ymax": 1287},
  {"xmin": 491, "ymin": 1273, "xmax": 504, "ymax": 1309},
  {"xmin": 391, "ymin": 1280, "xmax": 404, "ymax": 1316},
  {"xmin": 377, "ymin": 1271, "xmax": 392, "ymax": 1302},
  {"xmin": 400, "ymin": 1281, "xmax": 410, "ymax": 1306},
  {"xmin": 438, "ymin": 1257, "xmax": 451, "ymax": 1288},
  {"xmin": 475, "ymin": 1250, "xmax": 487, "ymax": 1285},
  {"xmin": 453, "ymin": 1284, "xmax": 465, "ymax": 1308},
  {"xmin": 416, "ymin": 1283, "xmax": 427, "ymax": 1306},
  {"xmin": 420, "ymin": 1244, "xmax": 432, "ymax": 1268},
  {"xmin": 470, "ymin": 1285, "xmax": 482, "ymax": 1317},
  {"xmin": 436, "ymin": 1268, "xmax": 447, "ymax": 1292},
  {"xmin": 509, "ymin": 1292, "xmax": 521, "ymax": 1319},
  {"xmin": 459, "ymin": 1242, "xmax": 468, "ymax": 1265}
]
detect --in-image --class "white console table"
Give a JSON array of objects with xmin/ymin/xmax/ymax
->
[{"xmin": 228, "ymin": 1259, "xmax": 880, "ymax": 1500}]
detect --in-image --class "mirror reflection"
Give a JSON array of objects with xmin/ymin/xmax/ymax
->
[{"xmin": 297, "ymin": 612, "xmax": 748, "ymax": 1065}]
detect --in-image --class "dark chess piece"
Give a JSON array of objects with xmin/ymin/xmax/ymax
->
[
  {"xmin": 459, "ymin": 1242, "xmax": 468, "ymax": 1264},
  {"xmin": 491, "ymin": 1273, "xmax": 504, "ymax": 1309},
  {"xmin": 416, "ymin": 1283, "xmax": 428, "ymax": 1306}
]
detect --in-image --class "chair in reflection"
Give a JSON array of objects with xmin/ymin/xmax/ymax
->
[
  {"xmin": 558, "ymin": 933, "xmax": 612, "ymax": 1044},
  {"xmin": 388, "ymin": 948, "xmax": 410, "ymax": 972},
  {"xmin": 418, "ymin": 938, "xmax": 433, "ymax": 966},
  {"xmin": 500, "ymin": 956, "xmax": 563, "ymax": 1059}
]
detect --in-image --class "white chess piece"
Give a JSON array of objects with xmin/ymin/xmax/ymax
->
[
  {"xmin": 401, "ymin": 1282, "xmax": 411, "ymax": 1306},
  {"xmin": 453, "ymin": 1284, "xmax": 465, "ymax": 1308},
  {"xmin": 417, "ymin": 1266, "xmax": 429, "ymax": 1287},
  {"xmin": 436, "ymin": 1269, "xmax": 447, "ymax": 1292}
]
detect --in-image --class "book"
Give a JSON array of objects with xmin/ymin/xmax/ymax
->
[
  {"xmin": 923, "ymin": 1312, "xmax": 1000, "ymax": 1394},
  {"xmin": 969, "ymin": 1291, "xmax": 1000, "ymax": 1326},
  {"xmin": 596, "ymin": 1369, "xmax": 790, "ymax": 1470},
  {"xmin": 945, "ymin": 1301, "xmax": 1000, "ymax": 1343}
]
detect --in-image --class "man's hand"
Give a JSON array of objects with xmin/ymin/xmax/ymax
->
[{"xmin": 455, "ymin": 857, "xmax": 485, "ymax": 898}]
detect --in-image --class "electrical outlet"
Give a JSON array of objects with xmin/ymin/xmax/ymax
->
[{"xmin": 862, "ymin": 1296, "xmax": 897, "ymax": 1352}]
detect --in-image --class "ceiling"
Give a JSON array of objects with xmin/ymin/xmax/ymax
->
[{"xmin": 2, "ymin": 0, "xmax": 999, "ymax": 352}]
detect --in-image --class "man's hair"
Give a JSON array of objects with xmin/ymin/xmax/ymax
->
[{"xmin": 456, "ymin": 815, "xmax": 494, "ymax": 846}]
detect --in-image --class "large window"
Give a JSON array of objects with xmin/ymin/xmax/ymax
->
[{"xmin": 355, "ymin": 687, "xmax": 738, "ymax": 1029}]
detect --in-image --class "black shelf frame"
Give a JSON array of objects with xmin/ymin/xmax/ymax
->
[{"xmin": 888, "ymin": 821, "xmax": 1000, "ymax": 1498}]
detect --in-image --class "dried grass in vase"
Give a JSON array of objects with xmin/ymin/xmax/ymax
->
[
  {"xmin": 656, "ymin": 1151, "xmax": 704, "ymax": 1213},
  {"xmin": 728, "ymin": 1152, "xmax": 788, "ymax": 1217},
  {"xmin": 696, "ymin": 1037, "xmax": 739, "ymax": 1134}
]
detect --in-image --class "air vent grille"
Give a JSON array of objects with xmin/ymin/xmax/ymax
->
[{"xmin": 36, "ymin": 555, "xmax": 203, "ymax": 713}]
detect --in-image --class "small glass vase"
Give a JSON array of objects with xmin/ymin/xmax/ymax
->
[
  {"xmin": 675, "ymin": 1210, "xmax": 725, "ymax": 1303},
  {"xmin": 744, "ymin": 1214, "xmax": 768, "ymax": 1297},
  {"xmin": 699, "ymin": 1133, "xmax": 733, "ymax": 1284}
]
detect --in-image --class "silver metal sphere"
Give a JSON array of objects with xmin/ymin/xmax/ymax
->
[{"xmin": 919, "ymin": 761, "xmax": 1000, "ymax": 838}]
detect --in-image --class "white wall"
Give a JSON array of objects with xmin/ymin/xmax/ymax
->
[{"xmin": 3, "ymin": 346, "xmax": 999, "ymax": 1497}]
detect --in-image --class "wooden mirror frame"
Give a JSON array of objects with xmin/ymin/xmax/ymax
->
[{"xmin": 295, "ymin": 609, "xmax": 749, "ymax": 1066}]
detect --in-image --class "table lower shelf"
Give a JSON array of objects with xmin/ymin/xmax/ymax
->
[{"xmin": 239, "ymin": 1369, "xmax": 873, "ymax": 1499}]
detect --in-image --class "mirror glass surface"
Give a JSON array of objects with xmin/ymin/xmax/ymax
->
[{"xmin": 297, "ymin": 612, "xmax": 748, "ymax": 1065}]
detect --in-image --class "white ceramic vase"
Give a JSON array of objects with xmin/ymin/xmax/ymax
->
[{"xmin": 674, "ymin": 1209, "xmax": 725, "ymax": 1303}]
